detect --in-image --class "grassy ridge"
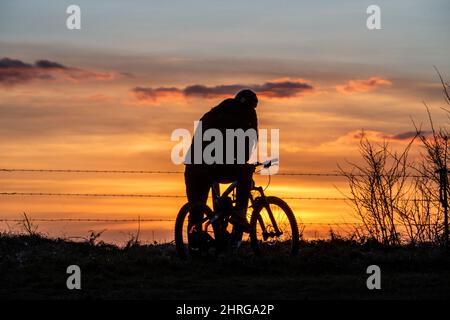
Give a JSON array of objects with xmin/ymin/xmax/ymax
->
[{"xmin": 1, "ymin": 234, "xmax": 449, "ymax": 299}]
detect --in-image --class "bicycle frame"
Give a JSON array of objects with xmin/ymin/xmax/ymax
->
[{"xmin": 210, "ymin": 179, "xmax": 282, "ymax": 236}]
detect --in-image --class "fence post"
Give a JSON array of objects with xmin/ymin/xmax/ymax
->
[{"xmin": 438, "ymin": 168, "xmax": 449, "ymax": 247}]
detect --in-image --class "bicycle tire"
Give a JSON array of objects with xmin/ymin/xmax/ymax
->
[
  {"xmin": 250, "ymin": 196, "xmax": 300, "ymax": 256},
  {"xmin": 174, "ymin": 202, "xmax": 215, "ymax": 259}
]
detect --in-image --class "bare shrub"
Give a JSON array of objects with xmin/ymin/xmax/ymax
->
[
  {"xmin": 339, "ymin": 134, "xmax": 414, "ymax": 245},
  {"xmin": 340, "ymin": 69, "xmax": 450, "ymax": 245},
  {"xmin": 20, "ymin": 212, "xmax": 39, "ymax": 236}
]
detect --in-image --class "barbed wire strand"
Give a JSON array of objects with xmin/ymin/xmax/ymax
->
[
  {"xmin": 0, "ymin": 218, "xmax": 175, "ymax": 222},
  {"xmin": 0, "ymin": 219, "xmax": 439, "ymax": 226},
  {"xmin": 0, "ymin": 192, "xmax": 184, "ymax": 198},
  {"xmin": 0, "ymin": 192, "xmax": 439, "ymax": 202},
  {"xmin": 0, "ymin": 168, "xmax": 433, "ymax": 178},
  {"xmin": 0, "ymin": 168, "xmax": 182, "ymax": 174}
]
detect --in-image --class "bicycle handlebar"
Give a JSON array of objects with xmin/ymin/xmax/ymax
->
[{"xmin": 253, "ymin": 158, "xmax": 279, "ymax": 169}]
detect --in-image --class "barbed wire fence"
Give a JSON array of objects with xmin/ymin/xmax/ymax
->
[
  {"xmin": 0, "ymin": 167, "xmax": 437, "ymax": 201},
  {"xmin": 0, "ymin": 167, "xmax": 447, "ymax": 242},
  {"xmin": 0, "ymin": 167, "xmax": 430, "ymax": 177}
]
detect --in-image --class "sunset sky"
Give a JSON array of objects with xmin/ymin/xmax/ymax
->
[{"xmin": 1, "ymin": 0, "xmax": 449, "ymax": 243}]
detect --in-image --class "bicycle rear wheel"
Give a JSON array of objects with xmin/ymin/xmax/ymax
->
[
  {"xmin": 250, "ymin": 196, "xmax": 300, "ymax": 256},
  {"xmin": 174, "ymin": 202, "xmax": 217, "ymax": 259}
]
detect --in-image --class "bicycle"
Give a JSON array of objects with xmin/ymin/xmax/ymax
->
[{"xmin": 175, "ymin": 159, "xmax": 300, "ymax": 258}]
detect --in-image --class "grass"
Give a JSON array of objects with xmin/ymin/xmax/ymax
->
[{"xmin": 0, "ymin": 232, "xmax": 449, "ymax": 299}]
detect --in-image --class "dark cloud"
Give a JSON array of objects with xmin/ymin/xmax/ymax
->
[
  {"xmin": 0, "ymin": 57, "xmax": 33, "ymax": 69},
  {"xmin": 0, "ymin": 57, "xmax": 38, "ymax": 85},
  {"xmin": 391, "ymin": 131, "xmax": 431, "ymax": 140},
  {"xmin": 184, "ymin": 84, "xmax": 245, "ymax": 98},
  {"xmin": 0, "ymin": 57, "xmax": 112, "ymax": 86},
  {"xmin": 347, "ymin": 130, "xmax": 431, "ymax": 143},
  {"xmin": 254, "ymin": 80, "xmax": 313, "ymax": 98},
  {"xmin": 390, "ymin": 131, "xmax": 418, "ymax": 140},
  {"xmin": 35, "ymin": 59, "xmax": 67, "ymax": 69},
  {"xmin": 132, "ymin": 79, "xmax": 314, "ymax": 101},
  {"xmin": 132, "ymin": 86, "xmax": 180, "ymax": 101}
]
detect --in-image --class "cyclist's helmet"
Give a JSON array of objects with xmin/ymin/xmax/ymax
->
[{"xmin": 235, "ymin": 89, "xmax": 258, "ymax": 109}]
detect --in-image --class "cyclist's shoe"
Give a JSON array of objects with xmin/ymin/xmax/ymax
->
[
  {"xmin": 188, "ymin": 224, "xmax": 202, "ymax": 255},
  {"xmin": 188, "ymin": 224, "xmax": 214, "ymax": 256},
  {"xmin": 229, "ymin": 208, "xmax": 253, "ymax": 233}
]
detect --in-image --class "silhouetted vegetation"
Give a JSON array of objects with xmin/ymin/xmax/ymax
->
[
  {"xmin": 340, "ymin": 71, "xmax": 450, "ymax": 245},
  {"xmin": 1, "ymin": 232, "xmax": 449, "ymax": 299}
]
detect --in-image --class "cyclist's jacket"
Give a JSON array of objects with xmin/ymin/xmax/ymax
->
[{"xmin": 185, "ymin": 98, "xmax": 258, "ymax": 166}]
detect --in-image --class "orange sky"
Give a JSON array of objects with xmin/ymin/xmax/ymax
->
[
  {"xmin": 0, "ymin": 63, "xmax": 446, "ymax": 243},
  {"xmin": 1, "ymin": 1, "xmax": 449, "ymax": 244}
]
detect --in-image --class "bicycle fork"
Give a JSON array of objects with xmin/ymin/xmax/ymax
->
[{"xmin": 255, "ymin": 196, "xmax": 283, "ymax": 240}]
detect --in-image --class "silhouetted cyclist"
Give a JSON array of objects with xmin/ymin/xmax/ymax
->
[{"xmin": 185, "ymin": 89, "xmax": 258, "ymax": 241}]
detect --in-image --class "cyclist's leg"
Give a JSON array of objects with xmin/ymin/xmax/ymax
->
[
  {"xmin": 185, "ymin": 165, "xmax": 212, "ymax": 252},
  {"xmin": 220, "ymin": 164, "xmax": 254, "ymax": 234},
  {"xmin": 234, "ymin": 164, "xmax": 254, "ymax": 211},
  {"xmin": 184, "ymin": 165, "xmax": 211, "ymax": 224}
]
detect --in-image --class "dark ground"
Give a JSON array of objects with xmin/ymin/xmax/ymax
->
[{"xmin": 1, "ymin": 234, "xmax": 449, "ymax": 300}]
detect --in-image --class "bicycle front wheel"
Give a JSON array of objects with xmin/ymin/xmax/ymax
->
[{"xmin": 250, "ymin": 196, "xmax": 300, "ymax": 256}]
